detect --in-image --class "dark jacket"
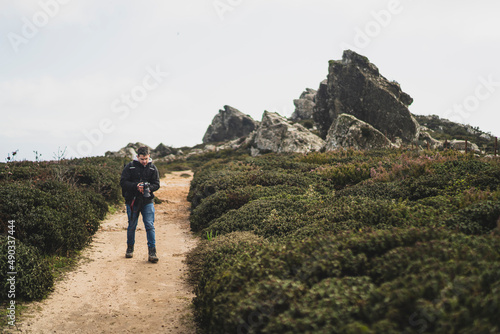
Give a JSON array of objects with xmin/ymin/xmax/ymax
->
[{"xmin": 120, "ymin": 158, "xmax": 160, "ymax": 205}]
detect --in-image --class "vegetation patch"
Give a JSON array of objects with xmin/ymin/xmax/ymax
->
[
  {"xmin": 186, "ymin": 149, "xmax": 500, "ymax": 333},
  {"xmin": 0, "ymin": 156, "xmax": 128, "ymax": 306}
]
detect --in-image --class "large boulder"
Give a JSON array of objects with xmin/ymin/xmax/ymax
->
[
  {"xmin": 325, "ymin": 114, "xmax": 393, "ymax": 151},
  {"xmin": 313, "ymin": 50, "xmax": 420, "ymax": 143},
  {"xmin": 291, "ymin": 88, "xmax": 317, "ymax": 120},
  {"xmin": 203, "ymin": 105, "xmax": 259, "ymax": 144},
  {"xmin": 418, "ymin": 129, "xmax": 443, "ymax": 150},
  {"xmin": 151, "ymin": 143, "xmax": 175, "ymax": 158},
  {"xmin": 252, "ymin": 111, "xmax": 324, "ymax": 156}
]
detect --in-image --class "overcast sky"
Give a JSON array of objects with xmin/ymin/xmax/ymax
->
[{"xmin": 1, "ymin": 0, "xmax": 499, "ymax": 160}]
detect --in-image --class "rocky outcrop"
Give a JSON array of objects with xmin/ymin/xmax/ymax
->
[
  {"xmin": 291, "ymin": 88, "xmax": 317, "ymax": 120},
  {"xmin": 313, "ymin": 50, "xmax": 419, "ymax": 144},
  {"xmin": 325, "ymin": 114, "xmax": 393, "ymax": 151},
  {"xmin": 251, "ymin": 111, "xmax": 324, "ymax": 156},
  {"xmin": 418, "ymin": 129, "xmax": 443, "ymax": 150},
  {"xmin": 105, "ymin": 142, "xmax": 152, "ymax": 159},
  {"xmin": 106, "ymin": 142, "xmax": 178, "ymax": 159},
  {"xmin": 151, "ymin": 143, "xmax": 175, "ymax": 158},
  {"xmin": 202, "ymin": 105, "xmax": 259, "ymax": 144}
]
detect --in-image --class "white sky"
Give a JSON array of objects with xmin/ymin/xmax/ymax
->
[{"xmin": 1, "ymin": 0, "xmax": 499, "ymax": 160}]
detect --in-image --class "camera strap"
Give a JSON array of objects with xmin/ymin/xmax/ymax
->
[{"xmin": 130, "ymin": 197, "xmax": 136, "ymax": 212}]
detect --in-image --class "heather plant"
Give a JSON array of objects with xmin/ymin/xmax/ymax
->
[
  {"xmin": 0, "ymin": 156, "xmax": 126, "ymax": 302},
  {"xmin": 187, "ymin": 149, "xmax": 500, "ymax": 333},
  {"xmin": 0, "ymin": 236, "xmax": 53, "ymax": 301},
  {"xmin": 0, "ymin": 180, "xmax": 107, "ymax": 255},
  {"xmin": 190, "ymin": 228, "xmax": 500, "ymax": 333}
]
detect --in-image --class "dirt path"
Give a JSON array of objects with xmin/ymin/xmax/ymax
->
[{"xmin": 12, "ymin": 171, "xmax": 198, "ymax": 334}]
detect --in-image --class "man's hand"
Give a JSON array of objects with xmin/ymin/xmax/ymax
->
[{"xmin": 137, "ymin": 183, "xmax": 144, "ymax": 194}]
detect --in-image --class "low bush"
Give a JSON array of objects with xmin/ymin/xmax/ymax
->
[
  {"xmin": 189, "ymin": 168, "xmax": 329, "ymax": 210},
  {"xmin": 190, "ymin": 185, "xmax": 306, "ymax": 232},
  {"xmin": 187, "ymin": 149, "xmax": 500, "ymax": 333},
  {"xmin": 65, "ymin": 164, "xmax": 122, "ymax": 203},
  {"xmin": 0, "ymin": 180, "xmax": 106, "ymax": 255},
  {"xmin": 190, "ymin": 228, "xmax": 500, "ymax": 333},
  {"xmin": 0, "ymin": 236, "xmax": 53, "ymax": 300},
  {"xmin": 444, "ymin": 199, "xmax": 500, "ymax": 234},
  {"xmin": 0, "ymin": 156, "xmax": 127, "ymax": 312},
  {"xmin": 186, "ymin": 231, "xmax": 267, "ymax": 289}
]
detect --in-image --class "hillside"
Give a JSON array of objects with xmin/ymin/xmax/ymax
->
[
  {"xmin": 414, "ymin": 114, "xmax": 497, "ymax": 153},
  {"xmin": 107, "ymin": 51, "xmax": 498, "ymax": 161},
  {"xmin": 186, "ymin": 149, "xmax": 500, "ymax": 333},
  {"xmin": 3, "ymin": 49, "xmax": 500, "ymax": 333}
]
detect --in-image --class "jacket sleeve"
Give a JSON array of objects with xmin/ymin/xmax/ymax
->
[
  {"xmin": 149, "ymin": 165, "xmax": 160, "ymax": 193},
  {"xmin": 120, "ymin": 164, "xmax": 138, "ymax": 192}
]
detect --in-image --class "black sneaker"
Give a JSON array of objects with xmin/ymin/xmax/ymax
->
[
  {"xmin": 125, "ymin": 244, "xmax": 134, "ymax": 258},
  {"xmin": 148, "ymin": 247, "xmax": 159, "ymax": 263}
]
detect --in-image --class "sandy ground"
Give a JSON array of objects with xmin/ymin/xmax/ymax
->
[{"xmin": 10, "ymin": 171, "xmax": 198, "ymax": 334}]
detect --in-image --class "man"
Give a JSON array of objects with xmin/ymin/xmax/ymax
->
[{"xmin": 120, "ymin": 146, "xmax": 160, "ymax": 263}]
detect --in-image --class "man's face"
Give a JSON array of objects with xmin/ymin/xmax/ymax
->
[{"xmin": 138, "ymin": 154, "xmax": 150, "ymax": 166}]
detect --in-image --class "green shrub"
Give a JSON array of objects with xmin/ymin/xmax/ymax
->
[
  {"xmin": 311, "ymin": 162, "xmax": 371, "ymax": 189},
  {"xmin": 0, "ymin": 236, "xmax": 53, "ymax": 300},
  {"xmin": 189, "ymin": 169, "xmax": 328, "ymax": 210},
  {"xmin": 65, "ymin": 164, "xmax": 122, "ymax": 203},
  {"xmin": 444, "ymin": 199, "xmax": 500, "ymax": 234},
  {"xmin": 186, "ymin": 231, "xmax": 267, "ymax": 290},
  {"xmin": 264, "ymin": 276, "xmax": 376, "ymax": 333},
  {"xmin": 187, "ymin": 150, "xmax": 500, "ymax": 333},
  {"xmin": 200, "ymin": 194, "xmax": 319, "ymax": 237},
  {"xmin": 0, "ymin": 156, "xmax": 126, "ymax": 308},
  {"xmin": 0, "ymin": 181, "xmax": 106, "ymax": 255},
  {"xmin": 190, "ymin": 185, "xmax": 306, "ymax": 232},
  {"xmin": 189, "ymin": 228, "xmax": 500, "ymax": 333}
]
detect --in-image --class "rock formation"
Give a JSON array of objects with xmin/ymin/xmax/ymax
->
[
  {"xmin": 418, "ymin": 129, "xmax": 443, "ymax": 150},
  {"xmin": 105, "ymin": 142, "xmax": 152, "ymax": 159},
  {"xmin": 106, "ymin": 142, "xmax": 178, "ymax": 160},
  {"xmin": 325, "ymin": 114, "xmax": 393, "ymax": 151},
  {"xmin": 152, "ymin": 143, "xmax": 175, "ymax": 158},
  {"xmin": 202, "ymin": 105, "xmax": 259, "ymax": 144},
  {"xmin": 106, "ymin": 51, "xmax": 495, "ymax": 160},
  {"xmin": 313, "ymin": 50, "xmax": 420, "ymax": 144},
  {"xmin": 251, "ymin": 111, "xmax": 324, "ymax": 156},
  {"xmin": 291, "ymin": 88, "xmax": 317, "ymax": 120}
]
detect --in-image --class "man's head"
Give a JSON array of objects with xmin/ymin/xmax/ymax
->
[{"xmin": 137, "ymin": 146, "xmax": 150, "ymax": 166}]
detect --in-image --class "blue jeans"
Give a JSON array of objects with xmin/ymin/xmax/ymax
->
[{"xmin": 126, "ymin": 202, "xmax": 156, "ymax": 248}]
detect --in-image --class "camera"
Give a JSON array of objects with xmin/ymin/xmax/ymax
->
[{"xmin": 141, "ymin": 182, "xmax": 151, "ymax": 198}]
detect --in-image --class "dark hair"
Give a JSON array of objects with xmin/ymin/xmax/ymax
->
[{"xmin": 137, "ymin": 146, "xmax": 150, "ymax": 156}]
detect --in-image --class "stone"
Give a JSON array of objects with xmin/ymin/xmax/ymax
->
[
  {"xmin": 418, "ymin": 131, "xmax": 443, "ymax": 150},
  {"xmin": 313, "ymin": 50, "xmax": 420, "ymax": 143},
  {"xmin": 105, "ymin": 142, "xmax": 151, "ymax": 159},
  {"xmin": 449, "ymin": 140, "xmax": 479, "ymax": 152},
  {"xmin": 202, "ymin": 105, "xmax": 259, "ymax": 144},
  {"xmin": 105, "ymin": 147, "xmax": 137, "ymax": 160},
  {"xmin": 291, "ymin": 88, "xmax": 317, "ymax": 120},
  {"xmin": 252, "ymin": 111, "xmax": 324, "ymax": 155},
  {"xmin": 152, "ymin": 143, "xmax": 174, "ymax": 158},
  {"xmin": 325, "ymin": 114, "xmax": 393, "ymax": 151}
]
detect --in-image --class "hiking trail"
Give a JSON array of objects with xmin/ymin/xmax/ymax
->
[{"xmin": 12, "ymin": 171, "xmax": 197, "ymax": 334}]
